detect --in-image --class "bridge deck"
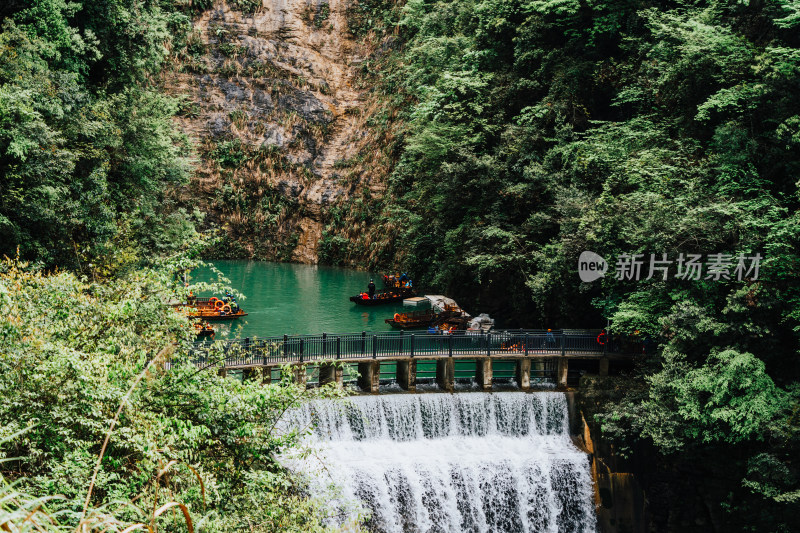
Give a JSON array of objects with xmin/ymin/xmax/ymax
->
[
  {"xmin": 187, "ymin": 329, "xmax": 640, "ymax": 369},
  {"xmin": 216, "ymin": 351, "xmax": 631, "ymax": 370}
]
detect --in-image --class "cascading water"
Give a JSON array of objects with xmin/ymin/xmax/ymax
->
[{"xmin": 287, "ymin": 392, "xmax": 597, "ymax": 533}]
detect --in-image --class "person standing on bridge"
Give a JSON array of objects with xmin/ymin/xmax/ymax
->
[{"xmin": 368, "ymin": 279, "xmax": 376, "ymax": 299}]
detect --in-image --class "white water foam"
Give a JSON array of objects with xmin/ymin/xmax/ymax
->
[{"xmin": 285, "ymin": 392, "xmax": 596, "ymax": 533}]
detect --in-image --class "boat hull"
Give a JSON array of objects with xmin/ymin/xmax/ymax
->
[
  {"xmin": 385, "ymin": 309, "xmax": 437, "ymax": 329},
  {"xmin": 385, "ymin": 320, "xmax": 431, "ymax": 329},
  {"xmin": 350, "ymin": 295, "xmax": 405, "ymax": 306},
  {"xmin": 350, "ymin": 289, "xmax": 415, "ymax": 306},
  {"xmin": 188, "ymin": 312, "xmax": 248, "ymax": 321}
]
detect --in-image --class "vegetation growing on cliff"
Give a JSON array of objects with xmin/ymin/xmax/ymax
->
[{"xmin": 0, "ymin": 0, "xmax": 203, "ymax": 272}]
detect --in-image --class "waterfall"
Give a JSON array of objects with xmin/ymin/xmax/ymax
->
[{"xmin": 287, "ymin": 392, "xmax": 596, "ymax": 533}]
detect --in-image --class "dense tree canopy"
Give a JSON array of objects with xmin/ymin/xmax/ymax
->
[
  {"xmin": 0, "ymin": 0, "xmax": 198, "ymax": 271},
  {"xmin": 0, "ymin": 2, "xmax": 345, "ymax": 531},
  {"xmin": 348, "ymin": 0, "xmax": 800, "ymax": 529}
]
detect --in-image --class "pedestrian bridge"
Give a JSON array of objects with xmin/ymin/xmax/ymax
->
[{"xmin": 187, "ymin": 329, "xmax": 642, "ymax": 391}]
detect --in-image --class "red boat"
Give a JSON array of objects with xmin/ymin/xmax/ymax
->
[{"xmin": 350, "ymin": 288, "xmax": 415, "ymax": 306}]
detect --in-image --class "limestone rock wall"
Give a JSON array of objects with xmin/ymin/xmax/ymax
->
[{"xmin": 167, "ymin": 0, "xmax": 382, "ymax": 263}]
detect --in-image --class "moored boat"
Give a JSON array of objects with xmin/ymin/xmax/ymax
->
[
  {"xmin": 187, "ymin": 309, "xmax": 248, "ymax": 321},
  {"xmin": 385, "ymin": 302, "xmax": 471, "ymax": 330},
  {"xmin": 385, "ymin": 309, "xmax": 437, "ymax": 329},
  {"xmin": 182, "ymin": 295, "xmax": 246, "ymax": 320}
]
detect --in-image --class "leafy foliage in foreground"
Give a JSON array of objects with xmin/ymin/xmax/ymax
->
[{"xmin": 0, "ymin": 255, "xmax": 349, "ymax": 531}]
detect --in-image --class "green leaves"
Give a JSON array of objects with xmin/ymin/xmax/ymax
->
[
  {"xmin": 0, "ymin": 256, "xmax": 341, "ymax": 530},
  {"xmin": 598, "ymin": 347, "xmax": 788, "ymax": 455},
  {"xmin": 0, "ymin": 2, "xmax": 193, "ymax": 270},
  {"xmin": 672, "ymin": 349, "xmax": 786, "ymax": 444},
  {"xmin": 375, "ymin": 10, "xmax": 800, "ymax": 525},
  {"xmin": 773, "ymin": 0, "xmax": 800, "ymax": 29},
  {"xmin": 524, "ymin": 0, "xmax": 579, "ymax": 14}
]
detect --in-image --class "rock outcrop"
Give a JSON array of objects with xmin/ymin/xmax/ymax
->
[
  {"xmin": 575, "ymin": 375, "xmax": 745, "ymax": 533},
  {"xmin": 168, "ymin": 0, "xmax": 379, "ymax": 262}
]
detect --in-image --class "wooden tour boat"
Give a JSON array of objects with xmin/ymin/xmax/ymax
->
[
  {"xmin": 350, "ymin": 288, "xmax": 415, "ymax": 306},
  {"xmin": 187, "ymin": 309, "xmax": 248, "ymax": 321},
  {"xmin": 385, "ymin": 309, "xmax": 437, "ymax": 329},
  {"xmin": 181, "ymin": 296, "xmax": 247, "ymax": 320},
  {"xmin": 385, "ymin": 305, "xmax": 471, "ymax": 330}
]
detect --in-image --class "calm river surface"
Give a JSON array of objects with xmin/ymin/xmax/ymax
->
[{"xmin": 191, "ymin": 260, "xmax": 411, "ymax": 338}]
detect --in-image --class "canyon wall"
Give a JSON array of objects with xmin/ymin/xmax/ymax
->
[{"xmin": 167, "ymin": 0, "xmax": 392, "ymax": 263}]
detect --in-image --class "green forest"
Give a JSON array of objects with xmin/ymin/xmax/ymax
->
[{"xmin": 2, "ymin": 0, "xmax": 800, "ymax": 531}]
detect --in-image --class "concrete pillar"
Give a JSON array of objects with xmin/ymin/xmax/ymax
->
[
  {"xmin": 436, "ymin": 358, "xmax": 454, "ymax": 392},
  {"xmin": 599, "ymin": 357, "xmax": 609, "ymax": 377},
  {"xmin": 476, "ymin": 358, "xmax": 492, "ymax": 391},
  {"xmin": 319, "ymin": 363, "xmax": 343, "ymax": 387},
  {"xmin": 516, "ymin": 359, "xmax": 531, "ymax": 391},
  {"xmin": 397, "ymin": 360, "xmax": 416, "ymax": 392},
  {"xmin": 292, "ymin": 365, "xmax": 308, "ymax": 388},
  {"xmin": 217, "ymin": 367, "xmax": 227, "ymax": 378},
  {"xmin": 557, "ymin": 358, "xmax": 569, "ymax": 388},
  {"xmin": 563, "ymin": 392, "xmax": 585, "ymax": 441},
  {"xmin": 358, "ymin": 361, "xmax": 380, "ymax": 393}
]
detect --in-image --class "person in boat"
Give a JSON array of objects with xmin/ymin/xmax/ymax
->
[
  {"xmin": 368, "ymin": 279, "xmax": 376, "ymax": 299},
  {"xmin": 230, "ymin": 300, "xmax": 239, "ymax": 313},
  {"xmin": 187, "ymin": 290, "xmax": 196, "ymax": 305},
  {"xmin": 399, "ymin": 272, "xmax": 409, "ymax": 283},
  {"xmin": 427, "ymin": 325, "xmax": 437, "ymax": 334}
]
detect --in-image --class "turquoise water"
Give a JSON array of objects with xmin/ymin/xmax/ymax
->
[{"xmin": 191, "ymin": 260, "xmax": 416, "ymax": 339}]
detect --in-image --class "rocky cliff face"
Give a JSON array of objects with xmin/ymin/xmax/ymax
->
[
  {"xmin": 168, "ymin": 0, "xmax": 388, "ymax": 263},
  {"xmin": 575, "ymin": 375, "xmax": 747, "ymax": 533}
]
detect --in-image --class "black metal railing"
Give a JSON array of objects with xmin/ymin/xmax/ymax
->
[{"xmin": 184, "ymin": 329, "xmax": 640, "ymax": 368}]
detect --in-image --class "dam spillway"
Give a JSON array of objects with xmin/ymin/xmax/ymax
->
[{"xmin": 288, "ymin": 392, "xmax": 597, "ymax": 532}]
